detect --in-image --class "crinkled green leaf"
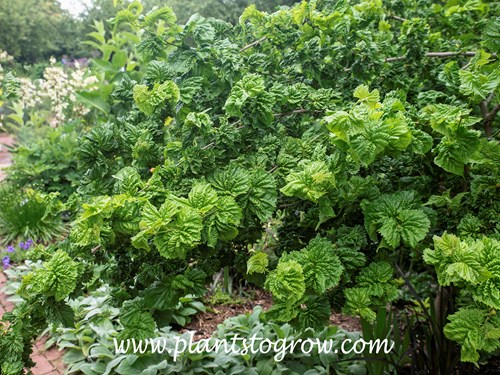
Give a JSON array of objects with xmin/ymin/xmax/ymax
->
[
  {"xmin": 353, "ymin": 85, "xmax": 380, "ymax": 108},
  {"xmin": 378, "ymin": 209, "xmax": 430, "ymax": 248},
  {"xmin": 444, "ymin": 308, "xmax": 488, "ymax": 364},
  {"xmin": 154, "ymin": 208, "xmax": 203, "ymax": 259},
  {"xmin": 265, "ymin": 260, "xmax": 305, "ymax": 303},
  {"xmin": 285, "ymin": 237, "xmax": 343, "ymax": 294},
  {"xmin": 242, "ymin": 169, "xmax": 277, "ymax": 222},
  {"xmin": 247, "ymin": 252, "xmax": 269, "ymax": 274},
  {"xmin": 459, "ymin": 69, "xmax": 500, "ymax": 100},
  {"xmin": 434, "ymin": 127, "xmax": 481, "ymax": 176},
  {"xmin": 424, "ymin": 233, "xmax": 491, "ymax": 286},
  {"xmin": 209, "ymin": 164, "xmax": 250, "ymax": 197},
  {"xmin": 297, "ymin": 296, "xmax": 332, "ymax": 331},
  {"xmin": 118, "ymin": 298, "xmax": 156, "ymax": 341},
  {"xmin": 186, "ymin": 183, "xmax": 218, "ymax": 215},
  {"xmin": 204, "ymin": 195, "xmax": 242, "ymax": 247},
  {"xmin": 343, "ymin": 288, "xmax": 376, "ymax": 322},
  {"xmin": 20, "ymin": 250, "xmax": 78, "ymax": 301},
  {"xmin": 133, "ymin": 81, "xmax": 180, "ymax": 115},
  {"xmin": 362, "ymin": 191, "xmax": 429, "ymax": 248},
  {"xmin": 281, "ymin": 161, "xmax": 334, "ymax": 202}
]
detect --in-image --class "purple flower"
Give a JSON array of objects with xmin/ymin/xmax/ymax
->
[
  {"xmin": 6, "ymin": 245, "xmax": 15, "ymax": 253},
  {"xmin": 2, "ymin": 256, "xmax": 10, "ymax": 269},
  {"xmin": 18, "ymin": 240, "xmax": 33, "ymax": 250}
]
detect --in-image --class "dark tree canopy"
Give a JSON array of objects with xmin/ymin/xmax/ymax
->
[{"xmin": 0, "ymin": 0, "xmax": 84, "ymax": 63}]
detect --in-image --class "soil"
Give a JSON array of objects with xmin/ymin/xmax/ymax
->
[{"xmin": 181, "ymin": 286, "xmax": 360, "ymax": 341}]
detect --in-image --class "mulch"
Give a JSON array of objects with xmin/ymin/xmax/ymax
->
[{"xmin": 182, "ymin": 287, "xmax": 360, "ymax": 341}]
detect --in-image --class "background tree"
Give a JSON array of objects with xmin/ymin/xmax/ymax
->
[{"xmin": 0, "ymin": 0, "xmax": 83, "ymax": 63}]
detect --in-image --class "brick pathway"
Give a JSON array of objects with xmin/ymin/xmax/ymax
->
[
  {"xmin": 0, "ymin": 133, "xmax": 14, "ymax": 180},
  {"xmin": 0, "ymin": 133, "xmax": 66, "ymax": 374}
]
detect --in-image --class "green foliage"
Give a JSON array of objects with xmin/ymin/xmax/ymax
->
[
  {"xmin": 130, "ymin": 181, "xmax": 245, "ymax": 257},
  {"xmin": 225, "ymin": 73, "xmax": 275, "ymax": 125},
  {"xmin": 285, "ymin": 237, "xmax": 343, "ymax": 294},
  {"xmin": 117, "ymin": 298, "xmax": 156, "ymax": 341},
  {"xmin": 133, "ymin": 81, "xmax": 180, "ymax": 115},
  {"xmin": 458, "ymin": 50, "xmax": 500, "ymax": 101},
  {"xmin": 49, "ymin": 302, "xmax": 365, "ymax": 375},
  {"xmin": 2, "ymin": 0, "xmax": 500, "ymax": 372},
  {"xmin": 143, "ymin": 0, "xmax": 300, "ymax": 25},
  {"xmin": 0, "ymin": 248, "xmax": 83, "ymax": 372},
  {"xmin": 6, "ymin": 122, "xmax": 82, "ymax": 199},
  {"xmin": 421, "ymin": 104, "xmax": 483, "ymax": 176},
  {"xmin": 444, "ymin": 308, "xmax": 500, "ymax": 364},
  {"xmin": 264, "ymin": 260, "xmax": 305, "ymax": 304},
  {"xmin": 424, "ymin": 234, "xmax": 500, "ymax": 363},
  {"xmin": 424, "ymin": 233, "xmax": 490, "ymax": 287},
  {"xmin": 0, "ymin": 185, "xmax": 66, "ymax": 244},
  {"xmin": 362, "ymin": 191, "xmax": 430, "ymax": 249},
  {"xmin": 41, "ymin": 283, "xmax": 201, "ymax": 374},
  {"xmin": 343, "ymin": 262, "xmax": 399, "ymax": 322},
  {"xmin": 323, "ymin": 86, "xmax": 413, "ymax": 167},
  {"xmin": 18, "ymin": 250, "xmax": 79, "ymax": 302},
  {"xmin": 264, "ymin": 237, "xmax": 345, "ymax": 329},
  {"xmin": 360, "ymin": 307, "xmax": 411, "ymax": 374},
  {"xmin": 247, "ymin": 252, "xmax": 269, "ymax": 274},
  {"xmin": 0, "ymin": 0, "xmax": 85, "ymax": 63},
  {"xmin": 281, "ymin": 161, "xmax": 334, "ymax": 202},
  {"xmin": 2, "ymin": 71, "xmax": 20, "ymax": 99}
]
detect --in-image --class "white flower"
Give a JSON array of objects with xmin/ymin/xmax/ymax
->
[
  {"xmin": 4, "ymin": 56, "xmax": 100, "ymax": 127},
  {"xmin": 0, "ymin": 50, "xmax": 14, "ymax": 63}
]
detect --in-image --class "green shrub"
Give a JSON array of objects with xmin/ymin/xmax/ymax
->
[
  {"xmin": 6, "ymin": 122, "xmax": 82, "ymax": 199},
  {"xmin": 1, "ymin": 0, "xmax": 499, "ymax": 373}
]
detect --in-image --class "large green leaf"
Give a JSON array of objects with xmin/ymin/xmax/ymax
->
[
  {"xmin": 378, "ymin": 209, "xmax": 430, "ymax": 248},
  {"xmin": 241, "ymin": 169, "xmax": 277, "ymax": 222},
  {"xmin": 281, "ymin": 161, "xmax": 334, "ymax": 202},
  {"xmin": 265, "ymin": 260, "xmax": 305, "ymax": 303},
  {"xmin": 204, "ymin": 195, "xmax": 243, "ymax": 247},
  {"xmin": 19, "ymin": 251, "xmax": 79, "ymax": 302},
  {"xmin": 247, "ymin": 252, "xmax": 269, "ymax": 274},
  {"xmin": 434, "ymin": 127, "xmax": 481, "ymax": 176},
  {"xmin": 285, "ymin": 237, "xmax": 344, "ymax": 294},
  {"xmin": 443, "ymin": 308, "xmax": 500, "ymax": 364},
  {"xmin": 133, "ymin": 81, "xmax": 180, "ymax": 115},
  {"xmin": 117, "ymin": 299, "xmax": 156, "ymax": 341},
  {"xmin": 154, "ymin": 208, "xmax": 203, "ymax": 259}
]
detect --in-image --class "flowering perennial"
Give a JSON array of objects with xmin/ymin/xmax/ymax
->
[{"xmin": 18, "ymin": 57, "xmax": 99, "ymax": 127}]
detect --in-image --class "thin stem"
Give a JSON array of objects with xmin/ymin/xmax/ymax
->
[
  {"xmin": 389, "ymin": 15, "xmax": 407, "ymax": 22},
  {"xmin": 385, "ymin": 51, "xmax": 497, "ymax": 63},
  {"xmin": 480, "ymin": 93, "xmax": 499, "ymax": 138},
  {"xmin": 240, "ymin": 36, "xmax": 268, "ymax": 52}
]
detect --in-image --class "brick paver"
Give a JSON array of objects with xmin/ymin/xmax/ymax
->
[
  {"xmin": 0, "ymin": 133, "xmax": 15, "ymax": 180},
  {"xmin": 0, "ymin": 133, "xmax": 66, "ymax": 374}
]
